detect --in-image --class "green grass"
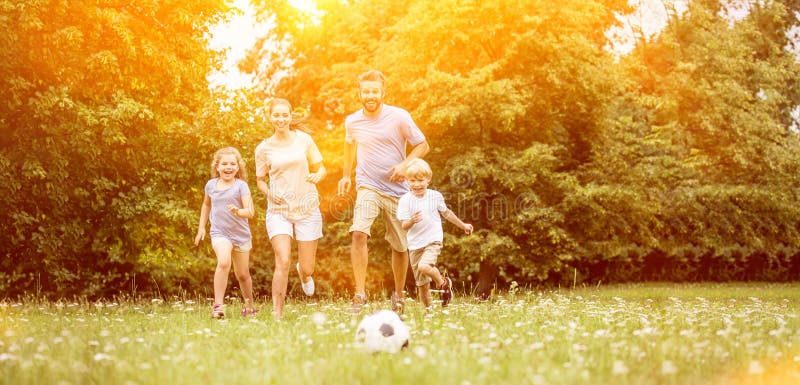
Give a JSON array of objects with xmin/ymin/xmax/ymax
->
[{"xmin": 1, "ymin": 283, "xmax": 799, "ymax": 385}]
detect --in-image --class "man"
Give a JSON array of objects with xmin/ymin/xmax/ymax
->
[{"xmin": 337, "ymin": 69, "xmax": 430, "ymax": 313}]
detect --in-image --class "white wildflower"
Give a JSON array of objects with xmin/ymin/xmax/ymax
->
[
  {"xmin": 748, "ymin": 360, "xmax": 765, "ymax": 375},
  {"xmin": 311, "ymin": 312, "xmax": 327, "ymax": 326},
  {"xmin": 661, "ymin": 360, "xmax": 678, "ymax": 375},
  {"xmin": 93, "ymin": 353, "xmax": 112, "ymax": 362},
  {"xmin": 0, "ymin": 353, "xmax": 17, "ymax": 362},
  {"xmin": 612, "ymin": 360, "xmax": 629, "ymax": 375}
]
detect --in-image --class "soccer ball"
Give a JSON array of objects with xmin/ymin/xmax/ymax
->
[{"xmin": 355, "ymin": 310, "xmax": 410, "ymax": 354}]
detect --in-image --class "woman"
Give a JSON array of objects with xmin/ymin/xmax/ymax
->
[{"xmin": 255, "ymin": 98, "xmax": 326, "ymax": 319}]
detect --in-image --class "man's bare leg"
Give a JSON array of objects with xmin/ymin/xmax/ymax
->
[
  {"xmin": 390, "ymin": 249, "xmax": 409, "ymax": 312},
  {"xmin": 351, "ymin": 231, "xmax": 369, "ymax": 311}
]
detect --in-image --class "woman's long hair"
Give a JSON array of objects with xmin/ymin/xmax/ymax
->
[{"xmin": 269, "ymin": 98, "xmax": 313, "ymax": 134}]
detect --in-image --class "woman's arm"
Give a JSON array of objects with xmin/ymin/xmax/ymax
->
[{"xmin": 307, "ymin": 162, "xmax": 326, "ymax": 184}]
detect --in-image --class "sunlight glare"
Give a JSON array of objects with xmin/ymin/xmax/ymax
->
[
  {"xmin": 289, "ymin": 0, "xmax": 317, "ymax": 13},
  {"xmin": 288, "ymin": 0, "xmax": 323, "ymax": 26},
  {"xmin": 207, "ymin": 0, "xmax": 271, "ymax": 89}
]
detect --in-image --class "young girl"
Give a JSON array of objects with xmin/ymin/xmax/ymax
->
[
  {"xmin": 194, "ymin": 147, "xmax": 257, "ymax": 318},
  {"xmin": 255, "ymin": 98, "xmax": 326, "ymax": 319}
]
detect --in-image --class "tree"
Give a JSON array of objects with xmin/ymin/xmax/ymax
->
[
  {"xmin": 248, "ymin": 0, "xmax": 637, "ymax": 292},
  {"xmin": 591, "ymin": 0, "xmax": 800, "ymax": 280},
  {"xmin": 0, "ymin": 0, "xmax": 230, "ymax": 297}
]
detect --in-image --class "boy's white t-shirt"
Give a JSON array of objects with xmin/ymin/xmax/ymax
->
[{"xmin": 397, "ymin": 189, "xmax": 448, "ymax": 250}]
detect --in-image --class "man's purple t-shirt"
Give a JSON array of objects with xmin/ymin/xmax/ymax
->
[{"xmin": 345, "ymin": 105, "xmax": 426, "ymax": 197}]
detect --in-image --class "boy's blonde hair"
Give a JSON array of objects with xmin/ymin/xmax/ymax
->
[
  {"xmin": 405, "ymin": 158, "xmax": 432, "ymax": 180},
  {"xmin": 210, "ymin": 147, "xmax": 248, "ymax": 181}
]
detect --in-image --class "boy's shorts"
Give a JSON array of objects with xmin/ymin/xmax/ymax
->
[
  {"xmin": 211, "ymin": 237, "xmax": 253, "ymax": 253},
  {"xmin": 349, "ymin": 186, "xmax": 407, "ymax": 252},
  {"xmin": 266, "ymin": 209, "xmax": 323, "ymax": 241},
  {"xmin": 409, "ymin": 242, "xmax": 442, "ymax": 286}
]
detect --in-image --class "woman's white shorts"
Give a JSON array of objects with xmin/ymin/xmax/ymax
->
[{"xmin": 265, "ymin": 209, "xmax": 323, "ymax": 241}]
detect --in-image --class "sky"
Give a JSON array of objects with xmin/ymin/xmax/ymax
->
[
  {"xmin": 207, "ymin": 0, "xmax": 771, "ymax": 89},
  {"xmin": 207, "ymin": 0, "xmax": 320, "ymax": 89},
  {"xmin": 206, "ymin": 0, "xmax": 269, "ymax": 89}
]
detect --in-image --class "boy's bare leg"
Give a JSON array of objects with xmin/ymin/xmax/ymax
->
[
  {"xmin": 417, "ymin": 283, "xmax": 431, "ymax": 308},
  {"xmin": 418, "ymin": 264, "xmax": 445, "ymax": 288}
]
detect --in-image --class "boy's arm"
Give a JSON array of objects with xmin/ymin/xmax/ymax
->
[
  {"xmin": 397, "ymin": 196, "xmax": 419, "ymax": 230},
  {"xmin": 401, "ymin": 213, "xmax": 421, "ymax": 231},
  {"xmin": 441, "ymin": 209, "xmax": 473, "ymax": 235}
]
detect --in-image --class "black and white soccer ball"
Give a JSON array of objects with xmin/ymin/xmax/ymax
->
[{"xmin": 355, "ymin": 310, "xmax": 410, "ymax": 353}]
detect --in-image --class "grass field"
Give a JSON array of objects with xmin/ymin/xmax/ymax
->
[{"xmin": 1, "ymin": 283, "xmax": 799, "ymax": 385}]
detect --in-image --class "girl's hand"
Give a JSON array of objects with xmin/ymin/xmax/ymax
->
[
  {"xmin": 463, "ymin": 223, "xmax": 473, "ymax": 235},
  {"xmin": 411, "ymin": 211, "xmax": 423, "ymax": 224},
  {"xmin": 194, "ymin": 229, "xmax": 206, "ymax": 246},
  {"xmin": 227, "ymin": 204, "xmax": 240, "ymax": 216}
]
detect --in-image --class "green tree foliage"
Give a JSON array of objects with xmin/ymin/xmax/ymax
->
[
  {"xmin": 252, "ymin": 0, "xmax": 643, "ymax": 291},
  {"xmin": 580, "ymin": 0, "xmax": 800, "ymax": 282},
  {"xmin": 252, "ymin": 0, "xmax": 800, "ymax": 290},
  {"xmin": 4, "ymin": 0, "xmax": 800, "ymax": 299},
  {"xmin": 0, "ymin": 0, "xmax": 229, "ymax": 298}
]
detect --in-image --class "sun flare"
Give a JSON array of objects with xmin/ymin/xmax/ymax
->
[
  {"xmin": 208, "ymin": 0, "xmax": 321, "ymax": 89},
  {"xmin": 288, "ymin": 0, "xmax": 317, "ymax": 14}
]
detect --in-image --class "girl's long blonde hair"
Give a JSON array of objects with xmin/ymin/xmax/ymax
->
[{"xmin": 210, "ymin": 147, "xmax": 248, "ymax": 181}]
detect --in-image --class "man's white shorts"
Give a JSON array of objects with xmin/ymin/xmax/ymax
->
[{"xmin": 265, "ymin": 209, "xmax": 323, "ymax": 241}]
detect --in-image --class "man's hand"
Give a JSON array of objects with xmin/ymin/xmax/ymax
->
[
  {"xmin": 389, "ymin": 162, "xmax": 406, "ymax": 182},
  {"xmin": 338, "ymin": 177, "xmax": 352, "ymax": 196}
]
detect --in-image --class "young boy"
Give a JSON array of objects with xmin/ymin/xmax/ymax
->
[{"xmin": 396, "ymin": 158, "xmax": 473, "ymax": 308}]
